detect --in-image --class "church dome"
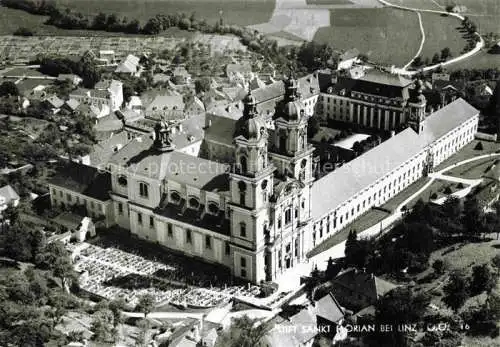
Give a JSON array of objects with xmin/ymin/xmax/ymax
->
[
  {"xmin": 243, "ymin": 92, "xmax": 257, "ymax": 106},
  {"xmin": 234, "ymin": 115, "xmax": 266, "ymax": 140},
  {"xmin": 282, "ymin": 100, "xmax": 304, "ymax": 121}
]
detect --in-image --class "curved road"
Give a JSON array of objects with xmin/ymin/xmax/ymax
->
[{"xmin": 377, "ymin": 0, "xmax": 485, "ymax": 75}]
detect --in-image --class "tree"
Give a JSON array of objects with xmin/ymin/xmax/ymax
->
[
  {"xmin": 325, "ymin": 257, "xmax": 341, "ymax": 279},
  {"xmin": 215, "ymin": 315, "xmax": 273, "ymax": 347},
  {"xmin": 432, "ymin": 259, "xmax": 446, "ymax": 275},
  {"xmin": 307, "ymin": 115, "xmax": 321, "ymax": 139},
  {"xmin": 375, "ymin": 287, "xmax": 430, "ymax": 345},
  {"xmin": 441, "ymin": 47, "xmax": 452, "ymax": 61},
  {"xmin": 0, "ymin": 81, "xmax": 20, "ymax": 97},
  {"xmin": 492, "ymin": 254, "xmax": 500, "ymax": 274},
  {"xmin": 432, "ymin": 53, "xmax": 441, "ymax": 64},
  {"xmin": 470, "ymin": 264, "xmax": 496, "ymax": 295},
  {"xmin": 443, "ymin": 270, "xmax": 469, "ymax": 312},
  {"xmin": 474, "ymin": 141, "xmax": 484, "ymax": 150},
  {"xmin": 441, "ymin": 196, "xmax": 462, "ymax": 221},
  {"xmin": 412, "ymin": 56, "xmax": 423, "ymax": 67},
  {"xmin": 344, "ymin": 229, "xmax": 358, "ymax": 264},
  {"xmin": 194, "ymin": 77, "xmax": 211, "ymax": 95},
  {"xmin": 91, "ymin": 309, "xmax": 116, "ymax": 343},
  {"xmin": 13, "ymin": 27, "xmax": 34, "ymax": 36},
  {"xmin": 136, "ymin": 293, "xmax": 155, "ymax": 317},
  {"xmin": 462, "ymin": 196, "xmax": 483, "ymax": 238}
]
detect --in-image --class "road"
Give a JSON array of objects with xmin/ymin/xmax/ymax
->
[{"xmin": 376, "ymin": 0, "xmax": 485, "ymax": 75}]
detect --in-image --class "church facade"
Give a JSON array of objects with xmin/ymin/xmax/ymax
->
[{"xmin": 49, "ymin": 72, "xmax": 479, "ymax": 284}]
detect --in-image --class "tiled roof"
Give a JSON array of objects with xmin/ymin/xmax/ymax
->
[
  {"xmin": 226, "ymin": 62, "xmax": 252, "ymax": 75},
  {"xmin": 115, "ymin": 54, "xmax": 140, "ymax": 74},
  {"xmin": 311, "ymin": 127, "xmax": 424, "ymax": 219},
  {"xmin": 143, "ymin": 93, "xmax": 185, "ymax": 112},
  {"xmin": 419, "ymin": 98, "xmax": 478, "ymax": 145},
  {"xmin": 109, "ymin": 136, "xmax": 229, "ymax": 191},
  {"xmin": 204, "ymin": 115, "xmax": 238, "ymax": 146},
  {"xmin": 0, "ymin": 185, "xmax": 20, "ymax": 203},
  {"xmin": 46, "ymin": 95, "xmax": 64, "ymax": 108},
  {"xmin": 65, "ymin": 98, "xmax": 80, "ymax": 111},
  {"xmin": 315, "ymin": 292, "xmax": 345, "ymax": 323},
  {"xmin": 49, "ymin": 161, "xmax": 112, "ymax": 201},
  {"xmin": 358, "ymin": 70, "xmax": 413, "ymax": 88},
  {"xmin": 333, "ymin": 268, "xmax": 397, "ymax": 301}
]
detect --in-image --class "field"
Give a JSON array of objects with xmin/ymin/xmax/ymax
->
[
  {"xmin": 313, "ymin": 8, "xmax": 421, "ymax": 65},
  {"xmin": 0, "ymin": 0, "xmax": 275, "ymax": 35},
  {"xmin": 53, "ymin": 0, "xmax": 275, "ymax": 26}
]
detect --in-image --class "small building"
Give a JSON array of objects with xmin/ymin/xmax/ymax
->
[
  {"xmin": 0, "ymin": 185, "xmax": 20, "ymax": 212},
  {"xmin": 57, "ymin": 74, "xmax": 83, "ymax": 86},
  {"xmin": 226, "ymin": 62, "xmax": 253, "ymax": 84},
  {"xmin": 69, "ymin": 79, "xmax": 123, "ymax": 112},
  {"xmin": 330, "ymin": 268, "xmax": 397, "ymax": 311},
  {"xmin": 338, "ymin": 48, "xmax": 360, "ymax": 70},
  {"xmin": 115, "ymin": 54, "xmax": 142, "ymax": 77},
  {"xmin": 184, "ymin": 96, "xmax": 205, "ymax": 116},
  {"xmin": 43, "ymin": 95, "xmax": 64, "ymax": 114},
  {"xmin": 171, "ymin": 66, "xmax": 191, "ymax": 85},
  {"xmin": 62, "ymin": 99, "xmax": 80, "ymax": 113},
  {"xmin": 98, "ymin": 50, "xmax": 116, "ymax": 65},
  {"xmin": 48, "ymin": 161, "xmax": 114, "ymax": 227},
  {"xmin": 52, "ymin": 212, "xmax": 96, "ymax": 242}
]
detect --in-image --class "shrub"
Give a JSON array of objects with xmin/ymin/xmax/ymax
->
[
  {"xmin": 474, "ymin": 142, "xmax": 484, "ymax": 150},
  {"xmin": 444, "ymin": 186, "xmax": 453, "ymax": 195},
  {"xmin": 431, "ymin": 193, "xmax": 438, "ymax": 199},
  {"xmin": 432, "ymin": 259, "xmax": 446, "ymax": 275},
  {"xmin": 457, "ymin": 182, "xmax": 464, "ymax": 189}
]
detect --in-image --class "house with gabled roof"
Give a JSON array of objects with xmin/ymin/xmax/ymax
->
[{"xmin": 330, "ymin": 268, "xmax": 397, "ymax": 311}]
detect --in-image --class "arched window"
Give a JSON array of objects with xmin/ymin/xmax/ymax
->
[
  {"xmin": 279, "ymin": 134, "xmax": 286, "ymax": 151},
  {"xmin": 208, "ymin": 202, "xmax": 219, "ymax": 214},
  {"xmin": 170, "ymin": 191, "xmax": 181, "ymax": 203},
  {"xmin": 239, "ymin": 156, "xmax": 247, "ymax": 173},
  {"xmin": 285, "ymin": 208, "xmax": 292, "ymax": 225},
  {"xmin": 189, "ymin": 197, "xmax": 200, "ymax": 209},
  {"xmin": 139, "ymin": 182, "xmax": 149, "ymax": 198},
  {"xmin": 117, "ymin": 175, "xmax": 128, "ymax": 187},
  {"xmin": 238, "ymin": 181, "xmax": 246, "ymax": 205}
]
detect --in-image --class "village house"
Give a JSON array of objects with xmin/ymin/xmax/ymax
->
[{"xmin": 69, "ymin": 79, "xmax": 123, "ymax": 113}]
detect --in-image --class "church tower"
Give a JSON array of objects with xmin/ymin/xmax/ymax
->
[
  {"xmin": 265, "ymin": 74, "xmax": 315, "ymax": 281},
  {"xmin": 407, "ymin": 80, "xmax": 427, "ymax": 134},
  {"xmin": 270, "ymin": 74, "xmax": 314, "ymax": 184},
  {"xmin": 228, "ymin": 92, "xmax": 275, "ymax": 283}
]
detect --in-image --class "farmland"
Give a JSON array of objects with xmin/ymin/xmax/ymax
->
[
  {"xmin": 52, "ymin": 0, "xmax": 275, "ymax": 26},
  {"xmin": 314, "ymin": 8, "xmax": 421, "ymax": 66}
]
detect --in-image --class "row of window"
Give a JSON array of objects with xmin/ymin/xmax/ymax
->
[
  {"xmin": 163, "ymin": 221, "xmax": 231, "ymax": 256},
  {"xmin": 52, "ymin": 188, "xmax": 102, "ymax": 212},
  {"xmin": 313, "ymin": 160, "xmax": 424, "ymax": 242}
]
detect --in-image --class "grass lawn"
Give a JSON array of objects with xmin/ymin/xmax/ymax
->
[
  {"xmin": 380, "ymin": 177, "xmax": 432, "ymax": 212},
  {"xmin": 313, "ymin": 8, "xmax": 421, "ymax": 66},
  {"xmin": 307, "ymin": 208, "xmax": 389, "ymax": 257},
  {"xmin": 415, "ymin": 179, "xmax": 466, "ymax": 203},
  {"xmin": 434, "ymin": 139, "xmax": 500, "ymax": 172},
  {"xmin": 444, "ymin": 157, "xmax": 499, "ymax": 179},
  {"xmin": 419, "ymin": 12, "xmax": 465, "ymax": 63}
]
